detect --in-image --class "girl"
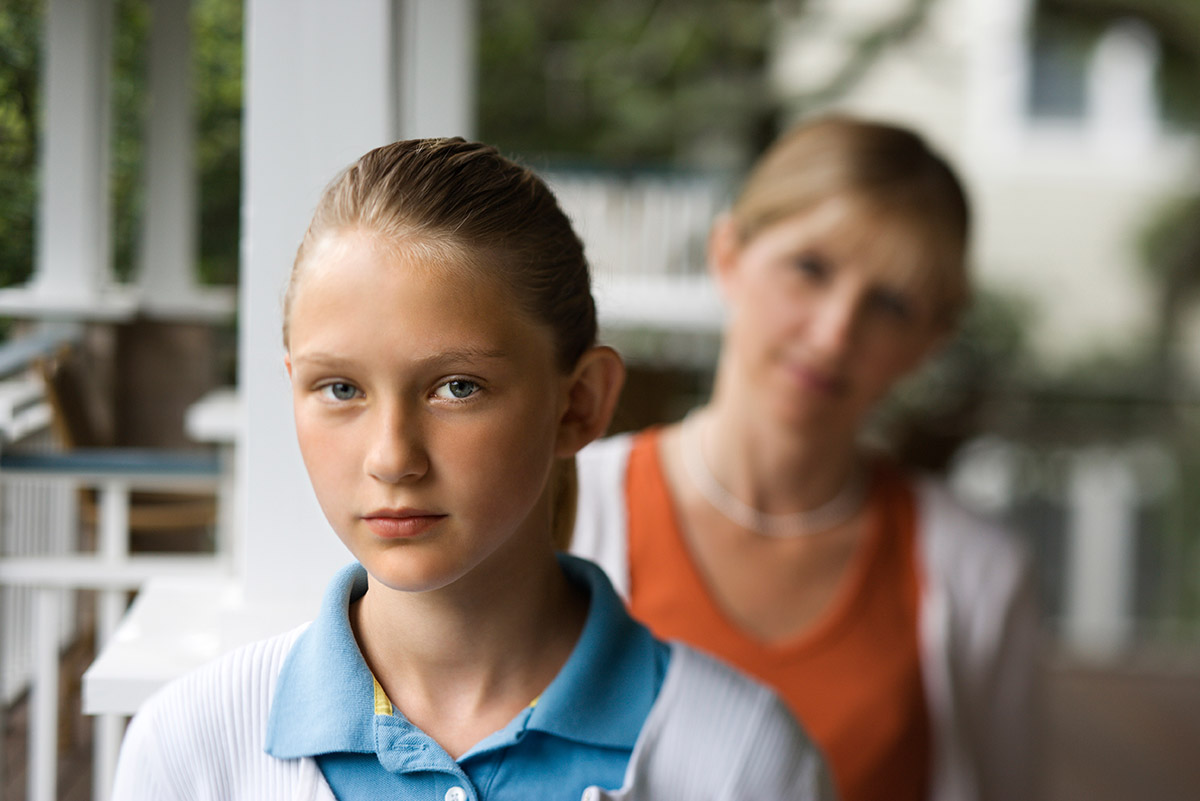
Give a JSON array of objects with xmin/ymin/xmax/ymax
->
[
  {"xmin": 109, "ymin": 138, "xmax": 833, "ymax": 800},
  {"xmin": 573, "ymin": 117, "xmax": 1040, "ymax": 801}
]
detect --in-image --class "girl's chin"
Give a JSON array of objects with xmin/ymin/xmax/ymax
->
[{"xmin": 353, "ymin": 548, "xmax": 470, "ymax": 596}]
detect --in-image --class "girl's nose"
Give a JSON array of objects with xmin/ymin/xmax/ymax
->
[{"xmin": 364, "ymin": 403, "xmax": 429, "ymax": 484}]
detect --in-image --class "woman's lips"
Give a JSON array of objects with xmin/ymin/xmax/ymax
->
[
  {"xmin": 362, "ymin": 511, "xmax": 446, "ymax": 539},
  {"xmin": 786, "ymin": 361, "xmax": 845, "ymax": 396}
]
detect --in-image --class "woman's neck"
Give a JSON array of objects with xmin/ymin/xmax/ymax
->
[
  {"xmin": 702, "ymin": 374, "xmax": 862, "ymax": 515},
  {"xmin": 351, "ymin": 543, "xmax": 587, "ymax": 758}
]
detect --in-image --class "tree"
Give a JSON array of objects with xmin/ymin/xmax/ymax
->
[
  {"xmin": 477, "ymin": 0, "xmax": 937, "ymax": 168},
  {"xmin": 0, "ymin": 0, "xmax": 40, "ymax": 290},
  {"xmin": 0, "ymin": 0, "xmax": 242, "ymax": 293}
]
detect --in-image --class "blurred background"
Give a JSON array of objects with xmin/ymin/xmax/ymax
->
[{"xmin": 1, "ymin": 0, "xmax": 1198, "ymax": 799}]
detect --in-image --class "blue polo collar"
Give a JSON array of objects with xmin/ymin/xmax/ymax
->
[{"xmin": 265, "ymin": 554, "xmax": 664, "ymax": 762}]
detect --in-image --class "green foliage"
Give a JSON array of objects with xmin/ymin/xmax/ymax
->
[
  {"xmin": 110, "ymin": 0, "xmax": 242, "ymax": 285},
  {"xmin": 193, "ymin": 0, "xmax": 241, "ymax": 286},
  {"xmin": 0, "ymin": 0, "xmax": 241, "ymax": 290},
  {"xmin": 0, "ymin": 0, "xmax": 40, "ymax": 289},
  {"xmin": 1140, "ymin": 192, "xmax": 1200, "ymax": 287},
  {"xmin": 477, "ymin": 0, "xmax": 786, "ymax": 167},
  {"xmin": 111, "ymin": 0, "xmax": 150, "ymax": 282}
]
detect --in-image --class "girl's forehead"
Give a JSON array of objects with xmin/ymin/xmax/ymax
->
[
  {"xmin": 305, "ymin": 227, "xmax": 449, "ymax": 274},
  {"xmin": 289, "ymin": 229, "xmax": 553, "ymax": 355},
  {"xmin": 299, "ymin": 228, "xmax": 502, "ymax": 297}
]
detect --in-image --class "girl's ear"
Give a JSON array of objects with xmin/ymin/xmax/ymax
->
[
  {"xmin": 283, "ymin": 353, "xmax": 293, "ymax": 379},
  {"xmin": 555, "ymin": 345, "xmax": 626, "ymax": 458}
]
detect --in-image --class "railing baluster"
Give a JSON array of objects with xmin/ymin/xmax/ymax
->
[
  {"xmin": 30, "ymin": 587, "xmax": 61, "ymax": 801},
  {"xmin": 94, "ymin": 480, "xmax": 130, "ymax": 801}
]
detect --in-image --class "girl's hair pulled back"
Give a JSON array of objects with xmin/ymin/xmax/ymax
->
[{"xmin": 286, "ymin": 138, "xmax": 597, "ymax": 371}]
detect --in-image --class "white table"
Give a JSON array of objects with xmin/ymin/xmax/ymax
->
[{"xmin": 82, "ymin": 575, "xmax": 312, "ymax": 714}]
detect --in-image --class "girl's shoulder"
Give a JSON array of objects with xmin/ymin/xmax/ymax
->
[
  {"xmin": 623, "ymin": 641, "xmax": 835, "ymax": 800},
  {"xmin": 142, "ymin": 623, "xmax": 306, "ymax": 724},
  {"xmin": 111, "ymin": 624, "xmax": 315, "ymax": 800}
]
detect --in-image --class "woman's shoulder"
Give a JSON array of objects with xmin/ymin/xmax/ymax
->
[
  {"xmin": 624, "ymin": 642, "xmax": 834, "ymax": 799},
  {"xmin": 572, "ymin": 431, "xmax": 641, "ymax": 591},
  {"xmin": 576, "ymin": 429, "xmax": 637, "ymax": 472},
  {"xmin": 909, "ymin": 472, "xmax": 1029, "ymax": 572},
  {"xmin": 906, "ymin": 471, "xmax": 1037, "ymax": 639}
]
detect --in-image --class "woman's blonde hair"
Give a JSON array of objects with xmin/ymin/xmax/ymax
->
[
  {"xmin": 731, "ymin": 115, "xmax": 972, "ymax": 327},
  {"xmin": 285, "ymin": 138, "xmax": 597, "ymax": 549}
]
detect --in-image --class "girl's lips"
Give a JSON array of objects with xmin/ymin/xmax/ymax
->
[{"xmin": 362, "ymin": 513, "xmax": 446, "ymax": 539}]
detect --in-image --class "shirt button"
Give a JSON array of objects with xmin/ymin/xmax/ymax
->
[{"xmin": 445, "ymin": 788, "xmax": 467, "ymax": 801}]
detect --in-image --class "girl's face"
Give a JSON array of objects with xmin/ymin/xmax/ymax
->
[
  {"xmin": 286, "ymin": 230, "xmax": 569, "ymax": 596},
  {"xmin": 714, "ymin": 197, "xmax": 948, "ymax": 437}
]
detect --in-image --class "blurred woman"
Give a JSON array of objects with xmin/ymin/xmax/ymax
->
[{"xmin": 573, "ymin": 116, "xmax": 1040, "ymax": 801}]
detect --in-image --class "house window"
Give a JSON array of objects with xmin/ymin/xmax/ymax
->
[{"xmin": 1027, "ymin": 25, "xmax": 1090, "ymax": 121}]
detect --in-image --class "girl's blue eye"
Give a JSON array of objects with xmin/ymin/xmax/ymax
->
[
  {"xmin": 323, "ymin": 382, "xmax": 359, "ymax": 401},
  {"xmin": 435, "ymin": 379, "xmax": 479, "ymax": 401}
]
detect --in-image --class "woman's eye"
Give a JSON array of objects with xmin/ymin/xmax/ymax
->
[
  {"xmin": 321, "ymin": 382, "xmax": 360, "ymax": 401},
  {"xmin": 869, "ymin": 290, "xmax": 913, "ymax": 321},
  {"xmin": 793, "ymin": 253, "xmax": 829, "ymax": 280},
  {"xmin": 434, "ymin": 379, "xmax": 480, "ymax": 401}
]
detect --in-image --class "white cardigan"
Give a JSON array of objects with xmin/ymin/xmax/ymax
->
[
  {"xmin": 110, "ymin": 624, "xmax": 836, "ymax": 800},
  {"xmin": 571, "ymin": 434, "xmax": 1042, "ymax": 801}
]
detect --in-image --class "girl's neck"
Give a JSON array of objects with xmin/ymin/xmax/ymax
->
[{"xmin": 351, "ymin": 542, "xmax": 587, "ymax": 758}]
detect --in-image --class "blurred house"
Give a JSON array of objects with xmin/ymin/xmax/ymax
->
[{"xmin": 771, "ymin": 0, "xmax": 1198, "ymax": 368}]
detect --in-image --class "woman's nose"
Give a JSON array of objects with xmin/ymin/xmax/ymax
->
[
  {"xmin": 808, "ymin": 288, "xmax": 861, "ymax": 359},
  {"xmin": 364, "ymin": 403, "xmax": 429, "ymax": 483}
]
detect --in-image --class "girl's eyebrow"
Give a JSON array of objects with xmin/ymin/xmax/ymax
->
[{"xmin": 291, "ymin": 347, "xmax": 509, "ymax": 369}]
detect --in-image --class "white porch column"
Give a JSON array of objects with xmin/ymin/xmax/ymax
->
[
  {"xmin": 32, "ymin": 0, "xmax": 115, "ymax": 303},
  {"xmin": 136, "ymin": 0, "xmax": 198, "ymax": 304},
  {"xmin": 964, "ymin": 0, "xmax": 1032, "ymax": 159},
  {"xmin": 1065, "ymin": 450, "xmax": 1138, "ymax": 658},
  {"xmin": 1088, "ymin": 20, "xmax": 1160, "ymax": 156},
  {"xmin": 240, "ymin": 0, "xmax": 400, "ymax": 606},
  {"xmin": 398, "ymin": 0, "xmax": 477, "ymax": 139}
]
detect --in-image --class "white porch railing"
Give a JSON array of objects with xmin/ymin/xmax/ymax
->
[
  {"xmin": 1, "ymin": 332, "xmax": 80, "ymax": 708},
  {"xmin": 0, "ymin": 330, "xmax": 231, "ymax": 801},
  {"xmin": 546, "ymin": 170, "xmax": 730, "ymax": 333}
]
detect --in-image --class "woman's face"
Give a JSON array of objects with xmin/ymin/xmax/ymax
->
[
  {"xmin": 714, "ymin": 197, "xmax": 949, "ymax": 437},
  {"xmin": 285, "ymin": 230, "xmax": 570, "ymax": 597}
]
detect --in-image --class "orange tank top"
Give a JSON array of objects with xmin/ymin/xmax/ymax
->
[{"xmin": 625, "ymin": 429, "xmax": 930, "ymax": 801}]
